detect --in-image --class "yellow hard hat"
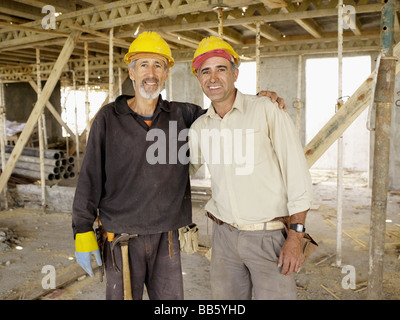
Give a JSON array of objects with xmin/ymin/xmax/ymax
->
[
  {"xmin": 191, "ymin": 36, "xmax": 240, "ymax": 76},
  {"xmin": 124, "ymin": 31, "xmax": 175, "ymax": 67}
]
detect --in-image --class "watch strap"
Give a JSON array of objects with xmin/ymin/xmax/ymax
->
[{"xmin": 290, "ymin": 223, "xmax": 306, "ymax": 233}]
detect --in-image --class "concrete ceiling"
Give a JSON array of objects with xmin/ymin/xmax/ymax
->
[{"xmin": 0, "ymin": 0, "xmax": 397, "ymax": 85}]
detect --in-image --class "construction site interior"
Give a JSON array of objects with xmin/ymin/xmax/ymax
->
[{"xmin": 0, "ymin": 0, "xmax": 399, "ymax": 301}]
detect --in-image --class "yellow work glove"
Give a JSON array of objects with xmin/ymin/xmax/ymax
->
[{"xmin": 75, "ymin": 231, "xmax": 102, "ymax": 277}]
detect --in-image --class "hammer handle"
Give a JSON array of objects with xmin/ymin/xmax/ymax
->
[{"xmin": 121, "ymin": 244, "xmax": 132, "ymax": 300}]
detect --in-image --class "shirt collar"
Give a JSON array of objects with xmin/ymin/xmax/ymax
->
[
  {"xmin": 114, "ymin": 94, "xmax": 170, "ymax": 116},
  {"xmin": 204, "ymin": 89, "xmax": 244, "ymax": 118}
]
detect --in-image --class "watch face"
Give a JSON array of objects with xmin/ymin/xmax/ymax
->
[{"xmin": 291, "ymin": 223, "xmax": 305, "ymax": 232}]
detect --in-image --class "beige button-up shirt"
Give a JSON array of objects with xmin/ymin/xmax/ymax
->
[{"xmin": 189, "ymin": 90, "xmax": 313, "ymax": 225}]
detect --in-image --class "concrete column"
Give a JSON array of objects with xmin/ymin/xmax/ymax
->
[
  {"xmin": 169, "ymin": 62, "xmax": 205, "ymax": 179},
  {"xmin": 168, "ymin": 62, "xmax": 204, "ymax": 106}
]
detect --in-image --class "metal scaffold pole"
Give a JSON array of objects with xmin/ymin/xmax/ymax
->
[{"xmin": 336, "ymin": 0, "xmax": 344, "ymax": 268}]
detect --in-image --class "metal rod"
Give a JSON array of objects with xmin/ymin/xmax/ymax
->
[
  {"xmin": 0, "ymin": 159, "xmax": 60, "ymax": 174},
  {"xmin": 4, "ymin": 145, "xmax": 62, "ymax": 159},
  {"xmin": 4, "ymin": 153, "xmax": 61, "ymax": 166},
  {"xmin": 256, "ymin": 22, "xmax": 261, "ymax": 93},
  {"xmin": 367, "ymin": 0, "xmax": 396, "ymax": 300},
  {"xmin": 11, "ymin": 167, "xmax": 55, "ymax": 181},
  {"xmin": 336, "ymin": 0, "xmax": 344, "ymax": 268}
]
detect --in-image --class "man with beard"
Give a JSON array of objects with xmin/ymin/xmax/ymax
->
[{"xmin": 72, "ymin": 31, "xmax": 285, "ymax": 300}]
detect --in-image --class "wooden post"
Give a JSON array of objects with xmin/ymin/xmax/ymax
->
[
  {"xmin": 0, "ymin": 80, "xmax": 7, "ymax": 210},
  {"xmin": 84, "ymin": 41, "xmax": 90, "ymax": 142},
  {"xmin": 27, "ymin": 79, "xmax": 77, "ymax": 141},
  {"xmin": 0, "ymin": 30, "xmax": 81, "ymax": 195},
  {"xmin": 296, "ymin": 55, "xmax": 302, "ymax": 136},
  {"xmin": 218, "ymin": 8, "xmax": 223, "ymax": 39},
  {"xmin": 36, "ymin": 48, "xmax": 46, "ymax": 211},
  {"xmin": 304, "ymin": 73, "xmax": 375, "ymax": 167},
  {"xmin": 304, "ymin": 41, "xmax": 400, "ymax": 168},
  {"xmin": 255, "ymin": 22, "xmax": 261, "ymax": 93},
  {"xmin": 109, "ymin": 27, "xmax": 114, "ymax": 103},
  {"xmin": 118, "ymin": 67, "xmax": 123, "ymax": 96},
  {"xmin": 168, "ymin": 69, "xmax": 173, "ymax": 101},
  {"xmin": 73, "ymin": 71, "xmax": 80, "ymax": 172},
  {"xmin": 367, "ymin": 0, "xmax": 396, "ymax": 300}
]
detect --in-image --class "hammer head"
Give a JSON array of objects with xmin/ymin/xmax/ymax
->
[{"xmin": 111, "ymin": 233, "xmax": 138, "ymax": 250}]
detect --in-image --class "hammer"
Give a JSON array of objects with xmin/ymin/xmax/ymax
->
[{"xmin": 111, "ymin": 233, "xmax": 138, "ymax": 300}]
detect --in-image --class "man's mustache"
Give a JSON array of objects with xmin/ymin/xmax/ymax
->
[{"xmin": 141, "ymin": 77, "xmax": 159, "ymax": 86}]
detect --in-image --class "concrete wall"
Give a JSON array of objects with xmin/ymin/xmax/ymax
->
[
  {"xmin": 167, "ymin": 62, "xmax": 204, "ymax": 107},
  {"xmin": 167, "ymin": 62, "xmax": 206, "ymax": 179},
  {"xmin": 258, "ymin": 56, "xmax": 306, "ymax": 144},
  {"xmin": 4, "ymin": 81, "xmax": 62, "ymax": 144}
]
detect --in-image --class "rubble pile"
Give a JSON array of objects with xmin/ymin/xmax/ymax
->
[{"xmin": 0, "ymin": 227, "xmax": 21, "ymax": 252}]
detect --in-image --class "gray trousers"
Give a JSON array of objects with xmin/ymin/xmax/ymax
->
[
  {"xmin": 104, "ymin": 230, "xmax": 183, "ymax": 300},
  {"xmin": 210, "ymin": 222, "xmax": 297, "ymax": 300}
]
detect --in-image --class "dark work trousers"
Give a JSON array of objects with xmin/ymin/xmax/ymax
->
[{"xmin": 103, "ymin": 230, "xmax": 184, "ymax": 300}]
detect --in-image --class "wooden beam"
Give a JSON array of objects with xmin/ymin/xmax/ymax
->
[
  {"xmin": 281, "ymin": 1, "xmax": 323, "ymax": 39},
  {"xmin": 304, "ymin": 41, "xmax": 400, "ymax": 168},
  {"xmin": 11, "ymin": 0, "xmax": 76, "ymax": 13},
  {"xmin": 0, "ymin": 30, "xmax": 81, "ymax": 195},
  {"xmin": 0, "ymin": 21, "xmax": 70, "ymax": 37},
  {"xmin": 149, "ymin": 4, "xmax": 382, "ymax": 34},
  {"xmin": 259, "ymin": 0, "xmax": 287, "ymax": 9},
  {"xmin": 158, "ymin": 32, "xmax": 199, "ymax": 49},
  {"xmin": 304, "ymin": 74, "xmax": 374, "ymax": 167},
  {"xmin": 27, "ymin": 78, "xmax": 77, "ymax": 141},
  {"xmin": 0, "ymin": 1, "xmax": 42, "ymax": 20},
  {"xmin": 244, "ymin": 23, "xmax": 281, "ymax": 42},
  {"xmin": 68, "ymin": 24, "xmax": 130, "ymax": 48}
]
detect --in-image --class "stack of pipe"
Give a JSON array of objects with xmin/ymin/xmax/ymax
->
[{"xmin": 1, "ymin": 146, "xmax": 76, "ymax": 181}]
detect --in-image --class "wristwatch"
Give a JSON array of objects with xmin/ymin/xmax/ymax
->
[{"xmin": 290, "ymin": 223, "xmax": 306, "ymax": 233}]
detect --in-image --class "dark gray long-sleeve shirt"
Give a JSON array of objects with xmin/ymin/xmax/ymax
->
[{"xmin": 72, "ymin": 94, "xmax": 205, "ymax": 237}]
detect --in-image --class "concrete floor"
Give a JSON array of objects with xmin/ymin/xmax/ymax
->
[{"xmin": 0, "ymin": 169, "xmax": 399, "ymax": 300}]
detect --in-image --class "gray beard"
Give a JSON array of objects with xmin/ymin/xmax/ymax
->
[{"xmin": 132, "ymin": 80, "xmax": 161, "ymax": 100}]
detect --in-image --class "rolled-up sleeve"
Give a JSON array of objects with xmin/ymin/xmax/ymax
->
[{"xmin": 266, "ymin": 104, "xmax": 313, "ymax": 215}]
